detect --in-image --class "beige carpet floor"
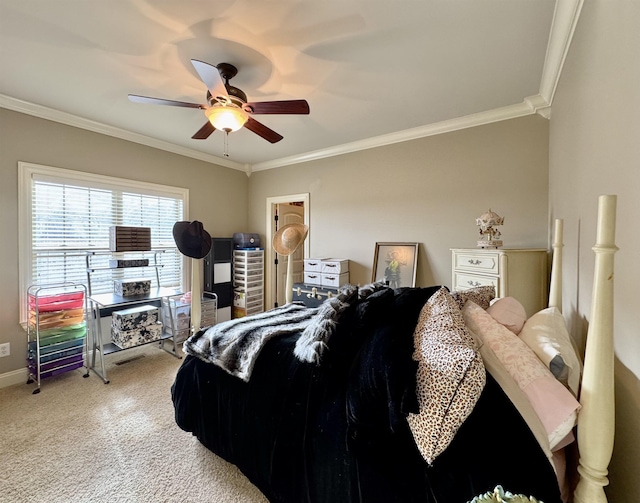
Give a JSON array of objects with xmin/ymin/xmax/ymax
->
[{"xmin": 0, "ymin": 344, "xmax": 268, "ymax": 503}]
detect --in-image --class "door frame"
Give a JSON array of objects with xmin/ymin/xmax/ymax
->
[{"xmin": 265, "ymin": 193, "xmax": 310, "ymax": 309}]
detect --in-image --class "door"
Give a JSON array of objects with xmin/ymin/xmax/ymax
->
[
  {"xmin": 265, "ymin": 193, "xmax": 310, "ymax": 310},
  {"xmin": 275, "ymin": 203, "xmax": 305, "ymax": 306}
]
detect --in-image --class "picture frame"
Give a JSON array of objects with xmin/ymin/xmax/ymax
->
[{"xmin": 371, "ymin": 242, "xmax": 419, "ymax": 288}]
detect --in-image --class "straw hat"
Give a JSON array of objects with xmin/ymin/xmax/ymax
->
[
  {"xmin": 173, "ymin": 220, "xmax": 212, "ymax": 259},
  {"xmin": 272, "ymin": 223, "xmax": 309, "ymax": 256}
]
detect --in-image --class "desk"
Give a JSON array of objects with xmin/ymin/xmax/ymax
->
[{"xmin": 88, "ymin": 287, "xmax": 181, "ymax": 383}]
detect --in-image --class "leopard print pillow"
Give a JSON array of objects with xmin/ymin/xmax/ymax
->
[
  {"xmin": 450, "ymin": 285, "xmax": 496, "ymax": 310},
  {"xmin": 407, "ymin": 287, "xmax": 486, "ymax": 465}
]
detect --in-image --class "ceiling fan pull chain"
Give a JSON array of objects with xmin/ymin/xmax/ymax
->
[{"xmin": 223, "ymin": 130, "xmax": 230, "ymax": 157}]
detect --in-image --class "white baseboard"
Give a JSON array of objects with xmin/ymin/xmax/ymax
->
[{"xmin": 0, "ymin": 367, "xmax": 29, "ymax": 389}]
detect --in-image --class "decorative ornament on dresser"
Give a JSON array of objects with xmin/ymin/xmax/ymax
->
[{"xmin": 476, "ymin": 209, "xmax": 504, "ymax": 248}]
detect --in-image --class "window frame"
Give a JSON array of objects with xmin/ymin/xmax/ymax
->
[{"xmin": 18, "ymin": 161, "xmax": 190, "ymax": 322}]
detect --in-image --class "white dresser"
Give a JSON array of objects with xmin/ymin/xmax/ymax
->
[{"xmin": 450, "ymin": 248, "xmax": 548, "ymax": 317}]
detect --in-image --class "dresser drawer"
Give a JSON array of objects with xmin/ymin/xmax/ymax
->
[
  {"xmin": 453, "ymin": 272, "xmax": 499, "ymax": 293},
  {"xmin": 453, "ymin": 251, "xmax": 500, "ymax": 274}
]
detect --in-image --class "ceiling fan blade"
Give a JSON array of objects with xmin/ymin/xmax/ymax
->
[
  {"xmin": 191, "ymin": 59, "xmax": 228, "ymax": 101},
  {"xmin": 244, "ymin": 117, "xmax": 283, "ymax": 143},
  {"xmin": 192, "ymin": 121, "xmax": 216, "ymax": 140},
  {"xmin": 244, "ymin": 99, "xmax": 310, "ymax": 115},
  {"xmin": 128, "ymin": 94, "xmax": 204, "ymax": 109}
]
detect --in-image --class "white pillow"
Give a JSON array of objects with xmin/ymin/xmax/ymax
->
[{"xmin": 519, "ymin": 307, "xmax": 582, "ymax": 397}]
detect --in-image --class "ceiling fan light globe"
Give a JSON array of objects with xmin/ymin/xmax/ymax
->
[{"xmin": 205, "ymin": 105, "xmax": 248, "ymax": 132}]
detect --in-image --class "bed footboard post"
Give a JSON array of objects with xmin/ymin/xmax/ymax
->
[
  {"xmin": 574, "ymin": 195, "xmax": 618, "ymax": 503},
  {"xmin": 549, "ymin": 218, "xmax": 564, "ymax": 310}
]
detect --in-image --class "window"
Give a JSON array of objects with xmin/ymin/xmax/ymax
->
[{"xmin": 19, "ymin": 162, "xmax": 188, "ymax": 321}]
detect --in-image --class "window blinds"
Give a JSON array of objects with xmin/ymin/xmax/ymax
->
[{"xmin": 27, "ymin": 169, "xmax": 185, "ymax": 297}]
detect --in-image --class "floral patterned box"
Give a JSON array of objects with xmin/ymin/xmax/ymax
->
[
  {"xmin": 111, "ymin": 304, "xmax": 159, "ymax": 332},
  {"xmin": 111, "ymin": 323, "xmax": 162, "ymax": 349},
  {"xmin": 113, "ymin": 279, "xmax": 151, "ymax": 297}
]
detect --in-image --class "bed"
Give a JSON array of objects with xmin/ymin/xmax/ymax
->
[{"xmin": 171, "ymin": 195, "xmax": 617, "ymax": 503}]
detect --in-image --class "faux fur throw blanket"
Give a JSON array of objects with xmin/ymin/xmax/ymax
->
[
  {"xmin": 293, "ymin": 284, "xmax": 358, "ymax": 363},
  {"xmin": 183, "ymin": 284, "xmax": 358, "ymax": 381}
]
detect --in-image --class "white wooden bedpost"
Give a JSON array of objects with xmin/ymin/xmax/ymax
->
[
  {"xmin": 191, "ymin": 258, "xmax": 202, "ymax": 334},
  {"xmin": 574, "ymin": 195, "xmax": 618, "ymax": 503},
  {"xmin": 549, "ymin": 218, "xmax": 564, "ymax": 311}
]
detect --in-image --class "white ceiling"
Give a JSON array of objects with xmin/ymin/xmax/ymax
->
[{"xmin": 0, "ymin": 1, "xmax": 581, "ymax": 172}]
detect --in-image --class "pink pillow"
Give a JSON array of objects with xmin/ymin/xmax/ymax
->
[
  {"xmin": 487, "ymin": 297, "xmax": 527, "ymax": 335},
  {"xmin": 462, "ymin": 301, "xmax": 580, "ymax": 450}
]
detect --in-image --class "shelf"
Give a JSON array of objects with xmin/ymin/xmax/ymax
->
[
  {"xmin": 89, "ymin": 287, "xmax": 181, "ymax": 308},
  {"xmin": 86, "ymin": 249, "xmax": 184, "ymax": 383},
  {"xmin": 101, "ymin": 332, "xmax": 176, "ymax": 355},
  {"xmin": 86, "ymin": 264, "xmax": 163, "ymax": 273}
]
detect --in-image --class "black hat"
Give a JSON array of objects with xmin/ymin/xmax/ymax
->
[{"xmin": 172, "ymin": 221, "xmax": 212, "ymax": 259}]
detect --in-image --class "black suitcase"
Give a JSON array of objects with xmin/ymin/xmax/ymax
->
[{"xmin": 291, "ymin": 282, "xmax": 340, "ymax": 308}]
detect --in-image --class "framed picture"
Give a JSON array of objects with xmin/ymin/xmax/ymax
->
[{"xmin": 371, "ymin": 242, "xmax": 419, "ymax": 288}]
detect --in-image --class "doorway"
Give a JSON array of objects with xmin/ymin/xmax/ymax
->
[{"xmin": 265, "ymin": 193, "xmax": 310, "ymax": 308}]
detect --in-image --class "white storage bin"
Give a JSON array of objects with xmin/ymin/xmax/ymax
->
[
  {"xmin": 304, "ymin": 259, "xmax": 326, "ymax": 272},
  {"xmin": 303, "ymin": 271, "xmax": 322, "ymax": 285},
  {"xmin": 321, "ymin": 258, "xmax": 349, "ymax": 274},
  {"xmin": 233, "ymin": 250, "xmax": 264, "ymax": 264},
  {"xmin": 234, "ymin": 275, "xmax": 263, "ymax": 290},
  {"xmin": 321, "ymin": 272, "xmax": 350, "ymax": 288}
]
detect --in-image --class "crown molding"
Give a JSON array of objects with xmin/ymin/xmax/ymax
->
[
  {"xmin": 539, "ymin": 0, "xmax": 584, "ymax": 105},
  {"xmin": 0, "ymin": 94, "xmax": 246, "ymax": 172},
  {"xmin": 252, "ymin": 101, "xmax": 536, "ymax": 171}
]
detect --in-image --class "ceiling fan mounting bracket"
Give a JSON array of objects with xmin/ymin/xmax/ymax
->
[{"xmin": 216, "ymin": 62, "xmax": 238, "ymax": 82}]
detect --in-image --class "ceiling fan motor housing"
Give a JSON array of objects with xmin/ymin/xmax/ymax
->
[{"xmin": 226, "ymin": 85, "xmax": 247, "ymax": 104}]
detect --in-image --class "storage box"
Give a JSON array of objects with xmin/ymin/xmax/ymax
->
[
  {"xmin": 303, "ymin": 271, "xmax": 322, "ymax": 285},
  {"xmin": 114, "ymin": 279, "xmax": 151, "ymax": 297},
  {"xmin": 321, "ymin": 258, "xmax": 349, "ymax": 274},
  {"xmin": 233, "ymin": 232, "xmax": 261, "ymax": 249},
  {"xmin": 36, "ymin": 324, "xmax": 87, "ymax": 346},
  {"xmin": 292, "ymin": 283, "xmax": 340, "ymax": 308},
  {"xmin": 28, "ymin": 353, "xmax": 84, "ymax": 376},
  {"xmin": 28, "ymin": 291, "xmax": 84, "ymax": 312},
  {"xmin": 108, "ymin": 258, "xmax": 149, "ymax": 268},
  {"xmin": 304, "ymin": 258, "xmax": 326, "ymax": 272},
  {"xmin": 233, "ymin": 274, "xmax": 263, "ymax": 290},
  {"xmin": 321, "ymin": 272, "xmax": 350, "ymax": 288},
  {"xmin": 111, "ymin": 323, "xmax": 163, "ymax": 349},
  {"xmin": 109, "ymin": 226, "xmax": 151, "ymax": 252},
  {"xmin": 112, "ymin": 305, "xmax": 159, "ymax": 331},
  {"xmin": 29, "ymin": 308, "xmax": 85, "ymax": 330}
]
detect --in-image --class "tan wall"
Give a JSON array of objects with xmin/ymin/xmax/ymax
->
[
  {"xmin": 548, "ymin": 2, "xmax": 640, "ymax": 501},
  {"xmin": 248, "ymin": 115, "xmax": 550, "ymax": 291},
  {"xmin": 0, "ymin": 108, "xmax": 248, "ymax": 375}
]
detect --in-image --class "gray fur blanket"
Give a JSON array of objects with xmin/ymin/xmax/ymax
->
[{"xmin": 183, "ymin": 284, "xmax": 358, "ymax": 381}]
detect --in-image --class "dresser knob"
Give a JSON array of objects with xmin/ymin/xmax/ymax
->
[
  {"xmin": 468, "ymin": 259, "xmax": 482, "ymax": 265},
  {"xmin": 468, "ymin": 280, "xmax": 482, "ymax": 287}
]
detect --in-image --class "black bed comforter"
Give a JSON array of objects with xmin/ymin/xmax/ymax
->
[{"xmin": 171, "ymin": 286, "xmax": 561, "ymax": 503}]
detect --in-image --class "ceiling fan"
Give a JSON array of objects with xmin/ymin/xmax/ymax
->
[{"xmin": 128, "ymin": 59, "xmax": 310, "ymax": 146}]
